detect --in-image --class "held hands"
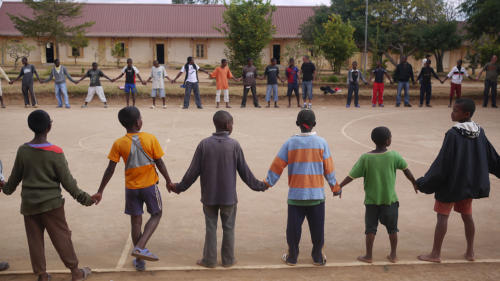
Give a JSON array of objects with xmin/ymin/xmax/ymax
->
[
  {"xmin": 412, "ymin": 182, "xmax": 419, "ymax": 194},
  {"xmin": 166, "ymin": 182, "xmax": 176, "ymax": 193},
  {"xmin": 333, "ymin": 188, "xmax": 342, "ymax": 198},
  {"xmin": 9, "ymin": 81, "xmax": 14, "ymax": 85},
  {"xmin": 91, "ymin": 192, "xmax": 103, "ymax": 205}
]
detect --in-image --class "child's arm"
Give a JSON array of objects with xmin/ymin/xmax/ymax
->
[
  {"xmin": 64, "ymin": 67, "xmax": 77, "ymax": 84},
  {"xmin": 136, "ymin": 73, "xmax": 146, "ymax": 85},
  {"xmin": 41, "ymin": 68, "xmax": 53, "ymax": 84},
  {"xmin": 336, "ymin": 176, "xmax": 354, "ymax": 198},
  {"xmin": 173, "ymin": 144, "xmax": 203, "ymax": 194},
  {"xmin": 1, "ymin": 150, "xmax": 24, "ymax": 195},
  {"xmin": 114, "ymin": 72, "xmax": 124, "ymax": 82},
  {"xmin": 10, "ymin": 69, "xmax": 24, "ymax": 84},
  {"xmin": 33, "ymin": 66, "xmax": 41, "ymax": 82},
  {"xmin": 55, "ymin": 154, "xmax": 94, "ymax": 206},
  {"xmin": 322, "ymin": 147, "xmax": 341, "ymax": 194},
  {"xmin": 486, "ymin": 136, "xmax": 500, "ymax": 178},
  {"xmin": 236, "ymin": 145, "xmax": 268, "ymax": 191},
  {"xmin": 263, "ymin": 145, "xmax": 288, "ymax": 188},
  {"xmin": 154, "ymin": 158, "xmax": 173, "ymax": 193},
  {"xmin": 403, "ymin": 168, "xmax": 418, "ymax": 193},
  {"xmin": 92, "ymin": 160, "xmax": 117, "ymax": 204},
  {"xmin": 384, "ymin": 71, "xmax": 393, "ymax": 84},
  {"xmin": 102, "ymin": 72, "xmax": 113, "ymax": 82}
]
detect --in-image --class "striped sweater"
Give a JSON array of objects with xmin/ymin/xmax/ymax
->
[{"xmin": 265, "ymin": 132, "xmax": 340, "ymax": 200}]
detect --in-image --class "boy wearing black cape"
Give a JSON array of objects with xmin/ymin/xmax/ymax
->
[{"xmin": 417, "ymin": 98, "xmax": 500, "ymax": 263}]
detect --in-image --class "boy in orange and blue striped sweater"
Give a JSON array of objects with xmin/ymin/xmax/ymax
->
[{"xmin": 265, "ymin": 109, "xmax": 340, "ymax": 266}]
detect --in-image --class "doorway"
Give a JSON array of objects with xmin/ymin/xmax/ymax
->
[
  {"xmin": 272, "ymin": 44, "xmax": 281, "ymax": 65},
  {"xmin": 45, "ymin": 43, "xmax": 54, "ymax": 63},
  {"xmin": 156, "ymin": 44, "xmax": 165, "ymax": 64}
]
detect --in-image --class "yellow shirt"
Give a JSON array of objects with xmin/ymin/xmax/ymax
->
[{"xmin": 108, "ymin": 132, "xmax": 164, "ymax": 189}]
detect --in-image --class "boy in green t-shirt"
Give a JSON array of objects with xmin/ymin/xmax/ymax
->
[{"xmin": 337, "ymin": 126, "xmax": 418, "ymax": 263}]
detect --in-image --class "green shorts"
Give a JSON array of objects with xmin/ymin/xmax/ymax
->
[{"xmin": 365, "ymin": 201, "xmax": 399, "ymax": 234}]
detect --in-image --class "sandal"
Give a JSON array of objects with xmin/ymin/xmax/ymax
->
[
  {"xmin": 281, "ymin": 253, "xmax": 296, "ymax": 266},
  {"xmin": 133, "ymin": 258, "xmax": 146, "ymax": 271},
  {"xmin": 131, "ymin": 247, "xmax": 159, "ymax": 262},
  {"xmin": 73, "ymin": 267, "xmax": 91, "ymax": 281}
]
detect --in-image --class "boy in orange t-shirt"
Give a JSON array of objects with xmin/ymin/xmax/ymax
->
[
  {"xmin": 210, "ymin": 59, "xmax": 240, "ymax": 108},
  {"xmin": 91, "ymin": 106, "xmax": 174, "ymax": 271}
]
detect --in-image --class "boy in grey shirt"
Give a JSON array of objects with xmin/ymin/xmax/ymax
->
[
  {"xmin": 10, "ymin": 57, "xmax": 40, "ymax": 108},
  {"xmin": 346, "ymin": 61, "xmax": 368, "ymax": 108},
  {"xmin": 42, "ymin": 59, "xmax": 76, "ymax": 108},
  {"xmin": 173, "ymin": 110, "xmax": 267, "ymax": 268}
]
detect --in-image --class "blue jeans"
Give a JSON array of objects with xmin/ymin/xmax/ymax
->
[
  {"xmin": 396, "ymin": 81, "xmax": 410, "ymax": 105},
  {"xmin": 302, "ymin": 80, "xmax": 313, "ymax": 100},
  {"xmin": 184, "ymin": 82, "xmax": 202, "ymax": 108},
  {"xmin": 266, "ymin": 84, "xmax": 278, "ymax": 102},
  {"xmin": 55, "ymin": 83, "xmax": 70, "ymax": 107}
]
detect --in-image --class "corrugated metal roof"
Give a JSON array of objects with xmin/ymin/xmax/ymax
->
[{"xmin": 0, "ymin": 2, "xmax": 315, "ymax": 38}]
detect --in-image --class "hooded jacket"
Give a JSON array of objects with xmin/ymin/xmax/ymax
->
[{"xmin": 417, "ymin": 122, "xmax": 500, "ymax": 202}]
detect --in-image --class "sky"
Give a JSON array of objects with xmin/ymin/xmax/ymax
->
[{"xmin": 0, "ymin": 0, "xmax": 331, "ymax": 6}]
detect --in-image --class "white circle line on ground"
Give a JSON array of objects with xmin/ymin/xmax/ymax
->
[
  {"xmin": 115, "ymin": 234, "xmax": 133, "ymax": 269},
  {"xmin": 2, "ymin": 259, "xmax": 500, "ymax": 275},
  {"xmin": 340, "ymin": 111, "xmax": 430, "ymax": 166},
  {"xmin": 77, "ymin": 133, "xmax": 107, "ymax": 155}
]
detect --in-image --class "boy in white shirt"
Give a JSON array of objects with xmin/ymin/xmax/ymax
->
[
  {"xmin": 442, "ymin": 60, "xmax": 472, "ymax": 107},
  {"xmin": 0, "ymin": 66, "xmax": 11, "ymax": 108},
  {"xmin": 147, "ymin": 60, "xmax": 171, "ymax": 109},
  {"xmin": 172, "ymin": 56, "xmax": 209, "ymax": 109}
]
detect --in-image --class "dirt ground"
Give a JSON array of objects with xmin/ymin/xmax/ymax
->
[{"xmin": 0, "ymin": 95, "xmax": 499, "ymax": 280}]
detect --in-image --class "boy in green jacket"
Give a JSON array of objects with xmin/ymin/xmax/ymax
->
[{"xmin": 0, "ymin": 110, "xmax": 93, "ymax": 281}]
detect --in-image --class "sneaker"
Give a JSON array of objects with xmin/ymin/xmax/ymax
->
[
  {"xmin": 81, "ymin": 104, "xmax": 88, "ymax": 108},
  {"xmin": 372, "ymin": 104, "xmax": 376, "ymax": 108},
  {"xmin": 355, "ymin": 104, "xmax": 361, "ymax": 108},
  {"xmin": 493, "ymin": 105, "xmax": 498, "ymax": 108},
  {"xmin": 281, "ymin": 253, "xmax": 296, "ymax": 266},
  {"xmin": 255, "ymin": 105, "xmax": 261, "ymax": 108},
  {"xmin": 197, "ymin": 106, "xmax": 203, "ymax": 109},
  {"xmin": 426, "ymin": 104, "xmax": 432, "ymax": 107},
  {"xmin": 274, "ymin": 104, "xmax": 279, "ymax": 108},
  {"xmin": 241, "ymin": 105, "xmax": 246, "ymax": 108},
  {"xmin": 346, "ymin": 104, "xmax": 350, "ymax": 108},
  {"xmin": 182, "ymin": 106, "xmax": 188, "ymax": 109},
  {"xmin": 404, "ymin": 103, "xmax": 412, "ymax": 107},
  {"xmin": 65, "ymin": 106, "xmax": 71, "ymax": 109},
  {"xmin": 32, "ymin": 104, "xmax": 38, "ymax": 108},
  {"xmin": 396, "ymin": 104, "xmax": 401, "ymax": 107},
  {"xmin": 150, "ymin": 105, "xmax": 155, "ymax": 109},
  {"xmin": 24, "ymin": 105, "xmax": 30, "ymax": 108},
  {"xmin": 162, "ymin": 105, "xmax": 167, "ymax": 109},
  {"xmin": 379, "ymin": 104, "xmax": 384, "ymax": 107},
  {"xmin": 308, "ymin": 104, "xmax": 312, "ymax": 109}
]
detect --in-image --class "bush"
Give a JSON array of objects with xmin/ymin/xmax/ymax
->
[{"xmin": 321, "ymin": 75, "xmax": 339, "ymax": 83}]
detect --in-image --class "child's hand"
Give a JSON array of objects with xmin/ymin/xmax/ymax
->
[
  {"xmin": 333, "ymin": 189, "xmax": 342, "ymax": 198},
  {"xmin": 166, "ymin": 182, "xmax": 175, "ymax": 193},
  {"xmin": 91, "ymin": 192, "xmax": 103, "ymax": 205},
  {"xmin": 0, "ymin": 181, "xmax": 5, "ymax": 188},
  {"xmin": 413, "ymin": 183, "xmax": 419, "ymax": 194}
]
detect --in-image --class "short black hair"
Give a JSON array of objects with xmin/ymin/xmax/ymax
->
[
  {"xmin": 289, "ymin": 58, "xmax": 294, "ymax": 63},
  {"xmin": 213, "ymin": 110, "xmax": 233, "ymax": 130},
  {"xmin": 187, "ymin": 56, "xmax": 193, "ymax": 63},
  {"xmin": 247, "ymin": 58, "xmax": 253, "ymax": 63},
  {"xmin": 92, "ymin": 62, "xmax": 98, "ymax": 67},
  {"xmin": 371, "ymin": 126, "xmax": 391, "ymax": 147},
  {"xmin": 455, "ymin": 98, "xmax": 476, "ymax": 117},
  {"xmin": 296, "ymin": 109, "xmax": 316, "ymax": 130},
  {"xmin": 28, "ymin": 110, "xmax": 51, "ymax": 134},
  {"xmin": 221, "ymin": 59, "xmax": 227, "ymax": 63},
  {"xmin": 118, "ymin": 106, "xmax": 141, "ymax": 129},
  {"xmin": 126, "ymin": 58, "xmax": 132, "ymax": 63},
  {"xmin": 425, "ymin": 59, "xmax": 432, "ymax": 65},
  {"xmin": 271, "ymin": 58, "xmax": 277, "ymax": 63}
]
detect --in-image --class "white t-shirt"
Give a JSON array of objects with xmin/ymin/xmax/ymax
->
[
  {"xmin": 180, "ymin": 64, "xmax": 200, "ymax": 83},
  {"xmin": 447, "ymin": 66, "xmax": 469, "ymax": 84},
  {"xmin": 151, "ymin": 66, "xmax": 167, "ymax": 89}
]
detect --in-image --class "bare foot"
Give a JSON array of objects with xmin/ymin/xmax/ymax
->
[
  {"xmin": 464, "ymin": 253, "xmax": 475, "ymax": 262},
  {"xmin": 357, "ymin": 255, "xmax": 372, "ymax": 263},
  {"xmin": 196, "ymin": 259, "xmax": 216, "ymax": 269},
  {"xmin": 417, "ymin": 254, "xmax": 441, "ymax": 263},
  {"xmin": 386, "ymin": 254, "xmax": 397, "ymax": 263}
]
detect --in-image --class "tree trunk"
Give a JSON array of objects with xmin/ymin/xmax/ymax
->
[
  {"xmin": 383, "ymin": 51, "xmax": 398, "ymax": 67},
  {"xmin": 55, "ymin": 40, "xmax": 60, "ymax": 60},
  {"xmin": 434, "ymin": 50, "xmax": 444, "ymax": 73}
]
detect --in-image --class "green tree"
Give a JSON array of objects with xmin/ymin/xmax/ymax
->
[
  {"xmin": 69, "ymin": 32, "xmax": 89, "ymax": 64},
  {"xmin": 475, "ymin": 36, "xmax": 500, "ymax": 66},
  {"xmin": 6, "ymin": 40, "xmax": 36, "ymax": 69},
  {"xmin": 314, "ymin": 14, "xmax": 357, "ymax": 73},
  {"xmin": 111, "ymin": 42, "xmax": 126, "ymax": 68},
  {"xmin": 8, "ymin": 0, "xmax": 94, "ymax": 60},
  {"xmin": 216, "ymin": 0, "xmax": 276, "ymax": 75},
  {"xmin": 461, "ymin": 0, "xmax": 500, "ymax": 43},
  {"xmin": 418, "ymin": 20, "xmax": 462, "ymax": 72}
]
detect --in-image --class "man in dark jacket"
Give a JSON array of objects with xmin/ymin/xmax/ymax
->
[
  {"xmin": 394, "ymin": 56, "xmax": 415, "ymax": 107},
  {"xmin": 416, "ymin": 99, "xmax": 500, "ymax": 263}
]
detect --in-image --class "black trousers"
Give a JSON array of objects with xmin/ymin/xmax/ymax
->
[
  {"xmin": 241, "ymin": 85, "xmax": 259, "ymax": 107},
  {"xmin": 286, "ymin": 202, "xmax": 324, "ymax": 264},
  {"xmin": 419, "ymin": 82, "xmax": 432, "ymax": 105},
  {"xmin": 483, "ymin": 79, "xmax": 497, "ymax": 107},
  {"xmin": 22, "ymin": 83, "xmax": 37, "ymax": 106},
  {"xmin": 346, "ymin": 83, "xmax": 359, "ymax": 106}
]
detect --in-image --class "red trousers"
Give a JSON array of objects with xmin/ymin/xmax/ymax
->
[
  {"xmin": 372, "ymin": 82, "xmax": 384, "ymax": 105},
  {"xmin": 450, "ymin": 83, "xmax": 462, "ymax": 98}
]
